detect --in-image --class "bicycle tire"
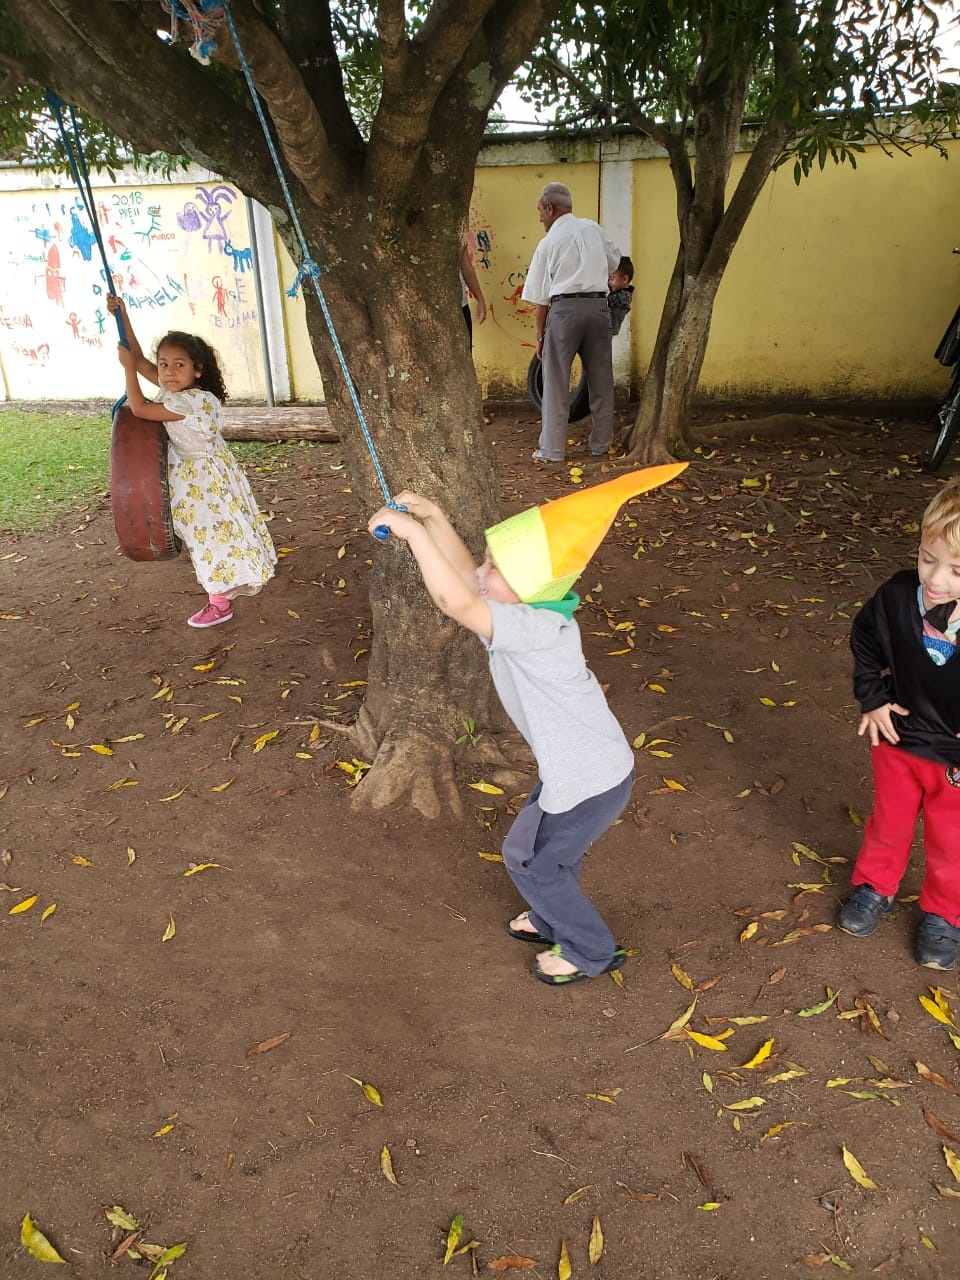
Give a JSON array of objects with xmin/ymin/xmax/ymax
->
[
  {"xmin": 926, "ymin": 366, "xmax": 960, "ymax": 473},
  {"xmin": 526, "ymin": 354, "xmax": 591, "ymax": 423}
]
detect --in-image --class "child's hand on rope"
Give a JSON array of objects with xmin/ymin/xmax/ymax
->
[
  {"xmin": 392, "ymin": 491, "xmax": 436, "ymax": 521},
  {"xmin": 368, "ymin": 506, "xmax": 419, "ymax": 542}
]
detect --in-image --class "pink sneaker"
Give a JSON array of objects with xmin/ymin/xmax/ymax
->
[{"xmin": 187, "ymin": 601, "xmax": 234, "ymax": 628}]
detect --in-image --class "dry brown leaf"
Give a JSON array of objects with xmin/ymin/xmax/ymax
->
[
  {"xmin": 694, "ymin": 974, "xmax": 722, "ymax": 992},
  {"xmin": 562, "ymin": 1185, "xmax": 595, "ymax": 1205},
  {"xmin": 246, "ymin": 1031, "xmax": 292, "ymax": 1056},
  {"xmin": 681, "ymin": 1150, "xmax": 714, "ymax": 1195},
  {"xmin": 618, "ymin": 1184, "xmax": 661, "ymax": 1202},
  {"xmin": 486, "ymin": 1258, "xmax": 538, "ymax": 1273},
  {"xmin": 917, "ymin": 1061, "xmax": 959, "ymax": 1096},
  {"xmin": 924, "ymin": 1108, "xmax": 960, "ymax": 1144}
]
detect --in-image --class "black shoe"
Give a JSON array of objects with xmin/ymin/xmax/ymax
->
[
  {"xmin": 837, "ymin": 884, "xmax": 895, "ymax": 937},
  {"xmin": 915, "ymin": 913, "xmax": 960, "ymax": 971}
]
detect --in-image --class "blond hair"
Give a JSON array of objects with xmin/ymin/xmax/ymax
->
[{"xmin": 922, "ymin": 479, "xmax": 960, "ymax": 555}]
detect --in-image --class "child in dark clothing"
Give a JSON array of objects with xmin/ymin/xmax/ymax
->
[
  {"xmin": 837, "ymin": 479, "xmax": 960, "ymax": 969},
  {"xmin": 368, "ymin": 465, "xmax": 686, "ymax": 985},
  {"xmin": 608, "ymin": 256, "xmax": 634, "ymax": 336}
]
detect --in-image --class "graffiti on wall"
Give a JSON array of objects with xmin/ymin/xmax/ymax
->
[{"xmin": 0, "ymin": 182, "xmax": 265, "ymax": 400}]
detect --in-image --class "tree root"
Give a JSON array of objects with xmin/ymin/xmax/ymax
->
[{"xmin": 352, "ymin": 725, "xmax": 464, "ymax": 820}]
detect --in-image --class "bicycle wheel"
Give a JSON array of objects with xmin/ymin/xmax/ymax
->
[
  {"xmin": 926, "ymin": 366, "xmax": 960, "ymax": 473},
  {"xmin": 526, "ymin": 354, "xmax": 591, "ymax": 423}
]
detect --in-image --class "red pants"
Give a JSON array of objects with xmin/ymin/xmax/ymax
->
[{"xmin": 852, "ymin": 741, "xmax": 960, "ymax": 926}]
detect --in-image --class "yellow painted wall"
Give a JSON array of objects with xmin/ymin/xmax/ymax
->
[
  {"xmin": 468, "ymin": 134, "xmax": 960, "ymax": 401},
  {"xmin": 273, "ymin": 224, "xmax": 325, "ymax": 401},
  {"xmin": 1, "ymin": 134, "xmax": 957, "ymax": 405},
  {"xmin": 702, "ymin": 141, "xmax": 960, "ymax": 398},
  {"xmin": 465, "ymin": 159, "xmax": 602, "ymax": 400}
]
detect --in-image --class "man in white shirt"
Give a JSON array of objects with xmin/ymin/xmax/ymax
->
[{"xmin": 521, "ymin": 183, "xmax": 621, "ymax": 463}]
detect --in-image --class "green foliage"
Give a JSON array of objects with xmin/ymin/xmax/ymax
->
[
  {"xmin": 517, "ymin": 0, "xmax": 953, "ymax": 166},
  {"xmin": 0, "ymin": 83, "xmax": 186, "ymax": 178}
]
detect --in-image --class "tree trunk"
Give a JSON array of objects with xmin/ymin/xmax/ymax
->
[
  {"xmin": 293, "ymin": 214, "xmax": 513, "ymax": 818},
  {"xmin": 621, "ymin": 40, "xmax": 795, "ymax": 466}
]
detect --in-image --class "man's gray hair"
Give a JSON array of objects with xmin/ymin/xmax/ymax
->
[{"xmin": 539, "ymin": 182, "xmax": 573, "ymax": 211}]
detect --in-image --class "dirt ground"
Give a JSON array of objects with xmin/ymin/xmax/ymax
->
[{"xmin": 3, "ymin": 406, "xmax": 960, "ymax": 1280}]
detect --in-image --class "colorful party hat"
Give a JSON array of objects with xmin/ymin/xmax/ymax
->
[{"xmin": 485, "ymin": 462, "xmax": 688, "ymax": 603}]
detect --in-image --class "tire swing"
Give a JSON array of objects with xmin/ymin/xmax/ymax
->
[
  {"xmin": 109, "ymin": 405, "xmax": 181, "ymax": 560},
  {"xmin": 44, "ymin": 92, "xmax": 181, "ymax": 561},
  {"xmin": 526, "ymin": 353, "xmax": 591, "ymax": 423}
]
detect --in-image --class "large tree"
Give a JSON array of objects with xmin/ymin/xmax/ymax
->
[
  {"xmin": 515, "ymin": 0, "xmax": 957, "ymax": 462},
  {"xmin": 0, "ymin": 0, "xmax": 559, "ymax": 817}
]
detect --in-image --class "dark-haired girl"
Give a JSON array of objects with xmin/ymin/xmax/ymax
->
[{"xmin": 109, "ymin": 296, "xmax": 276, "ymax": 628}]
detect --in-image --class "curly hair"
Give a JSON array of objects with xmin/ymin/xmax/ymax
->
[{"xmin": 155, "ymin": 331, "xmax": 228, "ymax": 401}]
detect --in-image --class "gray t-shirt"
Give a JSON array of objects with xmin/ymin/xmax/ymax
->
[{"xmin": 485, "ymin": 600, "xmax": 634, "ymax": 813}]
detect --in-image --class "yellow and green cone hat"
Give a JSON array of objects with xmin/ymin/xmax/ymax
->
[{"xmin": 485, "ymin": 462, "xmax": 688, "ymax": 603}]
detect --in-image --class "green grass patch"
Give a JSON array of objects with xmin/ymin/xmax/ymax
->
[
  {"xmin": 0, "ymin": 410, "xmax": 326, "ymax": 534},
  {"xmin": 0, "ymin": 409, "xmax": 111, "ymax": 532}
]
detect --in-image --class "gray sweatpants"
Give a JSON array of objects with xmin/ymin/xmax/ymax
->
[
  {"xmin": 539, "ymin": 296, "xmax": 615, "ymax": 461},
  {"xmin": 502, "ymin": 771, "xmax": 634, "ymax": 975}
]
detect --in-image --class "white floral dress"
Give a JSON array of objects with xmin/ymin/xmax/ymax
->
[{"xmin": 161, "ymin": 388, "xmax": 277, "ymax": 598}]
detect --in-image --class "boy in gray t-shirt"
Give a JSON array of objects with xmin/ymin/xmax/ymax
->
[{"xmin": 369, "ymin": 464, "xmax": 685, "ymax": 985}]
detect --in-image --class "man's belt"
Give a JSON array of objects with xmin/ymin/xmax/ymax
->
[{"xmin": 550, "ymin": 291, "xmax": 606, "ymax": 301}]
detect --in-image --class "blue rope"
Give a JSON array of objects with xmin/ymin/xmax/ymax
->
[
  {"xmin": 214, "ymin": 0, "xmax": 400, "ymax": 523},
  {"xmin": 42, "ymin": 91, "xmax": 128, "ymax": 349}
]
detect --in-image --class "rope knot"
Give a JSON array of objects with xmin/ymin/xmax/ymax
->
[{"xmin": 286, "ymin": 257, "xmax": 323, "ymax": 298}]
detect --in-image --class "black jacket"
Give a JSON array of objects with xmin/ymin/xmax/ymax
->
[{"xmin": 851, "ymin": 568, "xmax": 960, "ymax": 767}]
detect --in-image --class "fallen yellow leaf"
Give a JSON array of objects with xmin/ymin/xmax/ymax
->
[
  {"xmin": 346, "ymin": 1075, "xmax": 383, "ymax": 1106},
  {"xmin": 161, "ymin": 916, "xmax": 176, "ymax": 942},
  {"xmin": 558, "ymin": 1239, "xmax": 572, "ymax": 1280},
  {"xmin": 380, "ymin": 1144, "xmax": 399, "ymax": 1185},
  {"xmin": 920, "ymin": 995, "xmax": 957, "ymax": 1029},
  {"xmin": 20, "ymin": 1213, "xmax": 66, "ymax": 1264},
  {"xmin": 9, "ymin": 894, "xmax": 38, "ymax": 915},
  {"xmin": 841, "ymin": 1143, "xmax": 885, "ymax": 1191},
  {"xmin": 740, "ymin": 1038, "xmax": 774, "ymax": 1070},
  {"xmin": 588, "ymin": 1215, "xmax": 603, "ymax": 1264},
  {"xmin": 686, "ymin": 1029, "xmax": 729, "ymax": 1051}
]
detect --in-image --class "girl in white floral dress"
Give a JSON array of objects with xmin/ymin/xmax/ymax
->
[{"xmin": 110, "ymin": 297, "xmax": 277, "ymax": 628}]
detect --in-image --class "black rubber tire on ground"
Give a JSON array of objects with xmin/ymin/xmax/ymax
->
[
  {"xmin": 926, "ymin": 366, "xmax": 960, "ymax": 473},
  {"xmin": 526, "ymin": 353, "xmax": 592, "ymax": 423}
]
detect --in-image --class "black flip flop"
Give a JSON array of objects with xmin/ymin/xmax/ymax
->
[
  {"xmin": 505, "ymin": 913, "xmax": 553, "ymax": 945},
  {"xmin": 532, "ymin": 946, "xmax": 627, "ymax": 986}
]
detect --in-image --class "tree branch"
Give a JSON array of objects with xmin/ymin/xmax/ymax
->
[
  {"xmin": 2, "ymin": 0, "xmax": 282, "ymax": 204},
  {"xmin": 219, "ymin": 0, "xmax": 351, "ymax": 198},
  {"xmin": 276, "ymin": 1, "xmax": 364, "ymax": 150}
]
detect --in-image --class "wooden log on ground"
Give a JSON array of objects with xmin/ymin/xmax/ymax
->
[{"xmin": 221, "ymin": 404, "xmax": 339, "ymax": 442}]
